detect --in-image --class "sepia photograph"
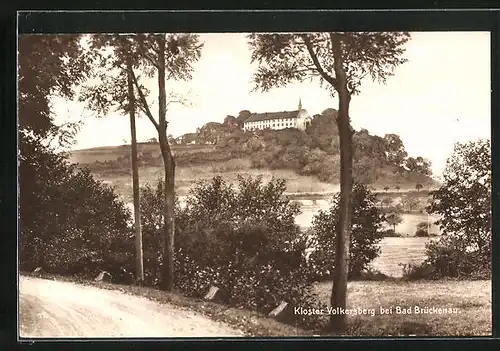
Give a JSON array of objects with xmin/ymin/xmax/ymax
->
[{"xmin": 18, "ymin": 30, "xmax": 492, "ymax": 338}]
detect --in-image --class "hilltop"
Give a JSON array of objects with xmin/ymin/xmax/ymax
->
[{"xmin": 69, "ymin": 109, "xmax": 439, "ymax": 203}]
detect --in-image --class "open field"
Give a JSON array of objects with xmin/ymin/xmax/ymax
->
[
  {"xmin": 313, "ymin": 279, "xmax": 491, "ymax": 336},
  {"xmin": 370, "ymin": 237, "xmax": 439, "ymax": 277},
  {"xmin": 68, "ymin": 143, "xmax": 214, "ymax": 165},
  {"xmin": 70, "ymin": 143, "xmax": 439, "ymax": 201},
  {"xmin": 93, "ymin": 164, "xmax": 340, "ymax": 200}
]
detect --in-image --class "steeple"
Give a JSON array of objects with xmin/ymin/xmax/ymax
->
[{"xmin": 298, "ymin": 97, "xmax": 302, "ymax": 110}]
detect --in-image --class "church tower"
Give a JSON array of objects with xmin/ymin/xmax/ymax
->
[{"xmin": 298, "ymin": 97, "xmax": 302, "ymax": 110}]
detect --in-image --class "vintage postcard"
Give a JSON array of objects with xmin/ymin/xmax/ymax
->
[{"xmin": 17, "ymin": 21, "xmax": 492, "ymax": 338}]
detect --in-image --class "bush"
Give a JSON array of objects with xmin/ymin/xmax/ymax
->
[
  {"xmin": 401, "ymin": 236, "xmax": 491, "ymax": 281},
  {"xmin": 19, "ymin": 137, "xmax": 134, "ymax": 282},
  {"xmin": 400, "ymin": 261, "xmax": 435, "ymax": 280},
  {"xmin": 382, "ymin": 229, "xmax": 402, "ymax": 237},
  {"xmin": 423, "ymin": 235, "xmax": 491, "ymax": 280},
  {"xmin": 415, "ymin": 229, "xmax": 429, "ymax": 237},
  {"xmin": 307, "ymin": 183, "xmax": 384, "ymax": 280},
  {"xmin": 358, "ymin": 267, "xmax": 393, "ymax": 281},
  {"xmin": 140, "ymin": 174, "xmax": 327, "ymax": 329},
  {"xmin": 426, "ymin": 139, "xmax": 491, "ymax": 279}
]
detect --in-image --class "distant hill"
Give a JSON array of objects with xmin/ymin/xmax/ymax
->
[{"xmin": 68, "ymin": 108, "xmax": 440, "ymax": 201}]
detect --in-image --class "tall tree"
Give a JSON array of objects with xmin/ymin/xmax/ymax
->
[
  {"xmin": 79, "ymin": 35, "xmax": 146, "ymax": 283},
  {"xmin": 128, "ymin": 34, "xmax": 203, "ymax": 291},
  {"xmin": 18, "ymin": 34, "xmax": 90, "ymax": 145},
  {"xmin": 427, "ymin": 139, "xmax": 491, "ymax": 259},
  {"xmin": 405, "ymin": 156, "xmax": 432, "ymax": 176},
  {"xmin": 248, "ymin": 32, "xmax": 410, "ymax": 332},
  {"xmin": 383, "ymin": 133, "xmax": 408, "ymax": 167}
]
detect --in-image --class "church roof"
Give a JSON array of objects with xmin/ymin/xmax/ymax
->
[{"xmin": 244, "ymin": 110, "xmax": 301, "ymax": 123}]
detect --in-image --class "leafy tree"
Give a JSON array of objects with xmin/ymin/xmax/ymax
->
[
  {"xmin": 401, "ymin": 195, "xmax": 420, "ymax": 213},
  {"xmin": 352, "ymin": 129, "xmax": 386, "ymax": 183},
  {"xmin": 248, "ymin": 31, "xmax": 410, "ymax": 332},
  {"xmin": 236, "ymin": 110, "xmax": 252, "ymax": 128},
  {"xmin": 308, "ymin": 183, "xmax": 384, "ymax": 279},
  {"xmin": 383, "ymin": 134, "xmax": 408, "ymax": 167},
  {"xmin": 18, "ymin": 34, "xmax": 90, "ymax": 141},
  {"xmin": 385, "ymin": 211, "xmax": 403, "ymax": 232},
  {"xmin": 307, "ymin": 109, "xmax": 339, "ymax": 152},
  {"xmin": 223, "ymin": 115, "xmax": 238, "ymax": 126},
  {"xmin": 80, "ymin": 33, "xmax": 203, "ymax": 290},
  {"xmin": 139, "ymin": 175, "xmax": 320, "ymax": 323},
  {"xmin": 415, "ymin": 183, "xmax": 423, "ymax": 192},
  {"xmin": 426, "ymin": 139, "xmax": 491, "ymax": 276},
  {"xmin": 395, "ymin": 185, "xmax": 400, "ymax": 192},
  {"xmin": 406, "ymin": 156, "xmax": 432, "ymax": 176},
  {"xmin": 80, "ymin": 34, "xmax": 148, "ymax": 283},
  {"xmin": 383, "ymin": 186, "xmax": 390, "ymax": 193},
  {"xmin": 116, "ymin": 34, "xmax": 203, "ymax": 291},
  {"xmin": 381, "ymin": 197, "xmax": 393, "ymax": 208},
  {"xmin": 18, "ymin": 35, "xmax": 135, "ymax": 280},
  {"xmin": 19, "ymin": 138, "xmax": 133, "ymax": 279},
  {"xmin": 415, "ymin": 221, "xmax": 429, "ymax": 237}
]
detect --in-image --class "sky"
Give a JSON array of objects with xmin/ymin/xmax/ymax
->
[{"xmin": 51, "ymin": 32, "xmax": 491, "ymax": 178}]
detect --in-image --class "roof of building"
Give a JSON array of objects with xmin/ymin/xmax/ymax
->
[{"xmin": 244, "ymin": 110, "xmax": 301, "ymax": 123}]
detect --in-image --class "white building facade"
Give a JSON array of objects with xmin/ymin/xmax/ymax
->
[{"xmin": 243, "ymin": 109, "xmax": 312, "ymax": 132}]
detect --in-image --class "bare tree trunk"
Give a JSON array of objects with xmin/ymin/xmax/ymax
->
[
  {"xmin": 157, "ymin": 36, "xmax": 176, "ymax": 291},
  {"xmin": 127, "ymin": 59, "xmax": 144, "ymax": 284},
  {"xmin": 329, "ymin": 33, "xmax": 354, "ymax": 333}
]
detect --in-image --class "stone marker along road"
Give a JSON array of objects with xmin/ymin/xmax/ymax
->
[{"xmin": 19, "ymin": 276, "xmax": 244, "ymax": 338}]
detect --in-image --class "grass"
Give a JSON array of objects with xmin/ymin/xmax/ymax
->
[
  {"xmin": 69, "ymin": 143, "xmax": 214, "ymax": 165},
  {"xmin": 92, "ymin": 161, "xmax": 339, "ymax": 202},
  {"xmin": 313, "ymin": 280, "xmax": 491, "ymax": 336},
  {"xmin": 70, "ymin": 143, "xmax": 438, "ymax": 203},
  {"xmin": 369, "ymin": 237, "xmax": 439, "ymax": 278}
]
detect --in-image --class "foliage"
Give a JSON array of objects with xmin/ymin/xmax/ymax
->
[
  {"xmin": 384, "ymin": 134, "xmax": 408, "ymax": 167},
  {"xmin": 415, "ymin": 221, "xmax": 429, "ymax": 237},
  {"xmin": 248, "ymin": 32, "xmax": 410, "ymax": 96},
  {"xmin": 406, "ymin": 157, "xmax": 432, "ymax": 177},
  {"xmin": 19, "ymin": 136, "xmax": 133, "ymax": 280},
  {"xmin": 307, "ymin": 183, "xmax": 384, "ymax": 280},
  {"xmin": 381, "ymin": 229, "xmax": 402, "ymax": 237},
  {"xmin": 18, "ymin": 35, "xmax": 91, "ymax": 139},
  {"xmin": 139, "ymin": 175, "xmax": 326, "ymax": 328},
  {"xmin": 401, "ymin": 195, "xmax": 420, "ymax": 213},
  {"xmin": 425, "ymin": 139, "xmax": 491, "ymax": 279},
  {"xmin": 423, "ymin": 237, "xmax": 491, "ymax": 280},
  {"xmin": 400, "ymin": 261, "xmax": 435, "ymax": 280},
  {"xmin": 384, "ymin": 205, "xmax": 404, "ymax": 232},
  {"xmin": 415, "ymin": 230, "xmax": 429, "ymax": 237}
]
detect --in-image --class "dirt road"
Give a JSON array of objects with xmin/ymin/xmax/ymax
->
[{"xmin": 19, "ymin": 276, "xmax": 244, "ymax": 338}]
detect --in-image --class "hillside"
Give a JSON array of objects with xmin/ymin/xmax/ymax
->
[
  {"xmin": 68, "ymin": 111, "xmax": 439, "ymax": 203},
  {"xmin": 69, "ymin": 143, "xmax": 439, "ymax": 204}
]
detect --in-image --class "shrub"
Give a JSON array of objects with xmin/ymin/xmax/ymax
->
[
  {"xmin": 382, "ymin": 229, "xmax": 402, "ymax": 237},
  {"xmin": 400, "ymin": 261, "xmax": 435, "ymax": 280},
  {"xmin": 415, "ymin": 229, "xmax": 429, "ymax": 237},
  {"xmin": 423, "ymin": 235, "xmax": 491, "ymax": 280},
  {"xmin": 19, "ymin": 138, "xmax": 133, "ymax": 282},
  {"xmin": 358, "ymin": 267, "xmax": 393, "ymax": 281},
  {"xmin": 140, "ymin": 174, "xmax": 327, "ymax": 329},
  {"xmin": 426, "ymin": 139, "xmax": 491, "ymax": 279},
  {"xmin": 307, "ymin": 182, "xmax": 384, "ymax": 280}
]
